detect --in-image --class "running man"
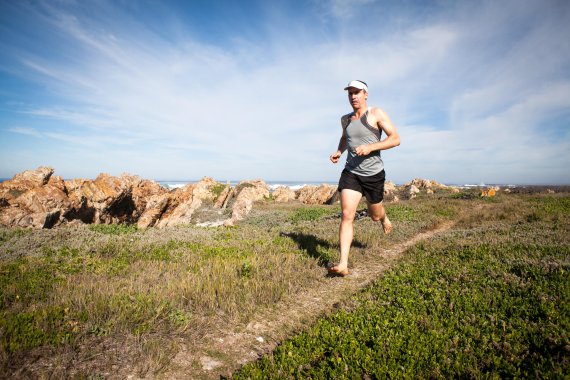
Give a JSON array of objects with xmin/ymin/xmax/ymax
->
[{"xmin": 329, "ymin": 80, "xmax": 400, "ymax": 276}]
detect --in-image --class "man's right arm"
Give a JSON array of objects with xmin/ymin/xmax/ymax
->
[{"xmin": 330, "ymin": 116, "xmax": 348, "ymax": 164}]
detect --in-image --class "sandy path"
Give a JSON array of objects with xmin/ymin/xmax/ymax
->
[{"xmin": 163, "ymin": 220, "xmax": 455, "ymax": 379}]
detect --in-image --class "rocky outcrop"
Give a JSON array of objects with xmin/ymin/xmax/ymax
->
[
  {"xmin": 137, "ymin": 194, "xmax": 170, "ymax": 228},
  {"xmin": 272, "ymin": 186, "xmax": 296, "ymax": 203},
  {"xmin": 0, "ymin": 167, "xmax": 69, "ymax": 228},
  {"xmin": 10, "ymin": 166, "xmax": 54, "ymax": 189},
  {"xmin": 295, "ymin": 184, "xmax": 337, "ymax": 205},
  {"xmin": 404, "ymin": 178, "xmax": 449, "ymax": 190},
  {"xmin": 214, "ymin": 185, "xmax": 232, "ymax": 208},
  {"xmin": 64, "ymin": 174, "xmax": 137, "ymax": 224},
  {"xmin": 224, "ymin": 180, "xmax": 270, "ymax": 226},
  {"xmin": 405, "ymin": 184, "xmax": 421, "ymax": 199},
  {"xmin": 383, "ymin": 181, "xmax": 398, "ymax": 202},
  {"xmin": 156, "ymin": 177, "xmax": 219, "ymax": 228},
  {"xmin": 0, "ymin": 168, "xmax": 463, "ymax": 229},
  {"xmin": 0, "ymin": 168, "xmax": 170, "ymax": 228},
  {"xmin": 398, "ymin": 178, "xmax": 459, "ymax": 199}
]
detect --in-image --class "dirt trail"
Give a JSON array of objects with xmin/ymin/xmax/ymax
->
[{"xmin": 163, "ymin": 220, "xmax": 455, "ymax": 379}]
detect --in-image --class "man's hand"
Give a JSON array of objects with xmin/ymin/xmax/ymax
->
[
  {"xmin": 330, "ymin": 150, "xmax": 342, "ymax": 163},
  {"xmin": 355, "ymin": 144, "xmax": 372, "ymax": 156}
]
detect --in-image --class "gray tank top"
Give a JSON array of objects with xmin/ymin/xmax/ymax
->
[{"xmin": 343, "ymin": 108, "xmax": 384, "ymax": 176}]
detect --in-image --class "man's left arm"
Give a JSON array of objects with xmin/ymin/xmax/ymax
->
[{"xmin": 355, "ymin": 107, "xmax": 400, "ymax": 156}]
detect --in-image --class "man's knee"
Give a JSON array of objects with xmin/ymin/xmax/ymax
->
[
  {"xmin": 367, "ymin": 203, "xmax": 385, "ymax": 222},
  {"xmin": 370, "ymin": 214, "xmax": 382, "ymax": 222},
  {"xmin": 342, "ymin": 209, "xmax": 356, "ymax": 222}
]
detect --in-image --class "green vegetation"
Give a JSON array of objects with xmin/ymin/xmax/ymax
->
[
  {"xmin": 385, "ymin": 204, "xmax": 418, "ymax": 221},
  {"xmin": 210, "ymin": 183, "xmax": 228, "ymax": 198},
  {"xmin": 89, "ymin": 223, "xmax": 138, "ymax": 235},
  {"xmin": 235, "ymin": 194, "xmax": 570, "ymax": 378},
  {"xmin": 291, "ymin": 206, "xmax": 336, "ymax": 223},
  {"xmin": 0, "ymin": 227, "xmax": 30, "ymax": 243},
  {"xmin": 1, "ymin": 192, "xmax": 568, "ymax": 378}
]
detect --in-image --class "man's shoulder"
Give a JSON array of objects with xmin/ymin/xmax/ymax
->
[
  {"xmin": 340, "ymin": 112, "xmax": 353, "ymax": 128},
  {"xmin": 368, "ymin": 106, "xmax": 387, "ymax": 116}
]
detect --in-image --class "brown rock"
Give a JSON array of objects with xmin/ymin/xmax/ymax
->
[
  {"xmin": 10, "ymin": 166, "xmax": 54, "ymax": 189},
  {"xmin": 47, "ymin": 175, "xmax": 67, "ymax": 192},
  {"xmin": 224, "ymin": 180, "xmax": 269, "ymax": 226},
  {"xmin": 129, "ymin": 176, "xmax": 168, "ymax": 219},
  {"xmin": 0, "ymin": 207, "xmax": 27, "ymax": 227},
  {"xmin": 0, "ymin": 168, "xmax": 69, "ymax": 228},
  {"xmin": 295, "ymin": 185, "xmax": 317, "ymax": 203},
  {"xmin": 155, "ymin": 184, "xmax": 193, "ymax": 225},
  {"xmin": 383, "ymin": 181, "xmax": 398, "ymax": 202},
  {"xmin": 295, "ymin": 184, "xmax": 337, "ymax": 204},
  {"xmin": 19, "ymin": 184, "xmax": 69, "ymax": 213},
  {"xmin": 214, "ymin": 185, "xmax": 231, "ymax": 208},
  {"xmin": 0, "ymin": 167, "xmax": 57, "ymax": 207},
  {"xmin": 30, "ymin": 210, "xmax": 62, "ymax": 228},
  {"xmin": 137, "ymin": 194, "xmax": 170, "ymax": 228},
  {"xmin": 192, "ymin": 177, "xmax": 220, "ymax": 203},
  {"xmin": 272, "ymin": 186, "xmax": 296, "ymax": 203},
  {"xmin": 0, "ymin": 207, "xmax": 60, "ymax": 229},
  {"xmin": 405, "ymin": 178, "xmax": 448, "ymax": 190},
  {"xmin": 406, "ymin": 184, "xmax": 420, "ymax": 199},
  {"xmin": 64, "ymin": 173, "xmax": 134, "ymax": 224},
  {"xmin": 384, "ymin": 181, "xmax": 397, "ymax": 193},
  {"xmin": 156, "ymin": 177, "xmax": 219, "ymax": 227},
  {"xmin": 221, "ymin": 188, "xmax": 235, "ymax": 209}
]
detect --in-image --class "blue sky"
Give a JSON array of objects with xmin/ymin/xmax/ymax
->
[{"xmin": 1, "ymin": 0, "xmax": 569, "ymax": 185}]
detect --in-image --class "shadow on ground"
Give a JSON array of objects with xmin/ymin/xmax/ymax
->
[{"xmin": 280, "ymin": 232, "xmax": 366, "ymax": 267}]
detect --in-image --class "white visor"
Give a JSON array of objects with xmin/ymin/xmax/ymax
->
[{"xmin": 344, "ymin": 80, "xmax": 368, "ymax": 92}]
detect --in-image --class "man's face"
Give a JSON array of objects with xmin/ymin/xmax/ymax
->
[{"xmin": 347, "ymin": 87, "xmax": 367, "ymax": 108}]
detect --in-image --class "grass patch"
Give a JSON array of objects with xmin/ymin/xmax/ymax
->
[
  {"xmin": 210, "ymin": 183, "xmax": 227, "ymax": 198},
  {"xmin": 89, "ymin": 223, "xmax": 138, "ymax": 235},
  {"xmin": 291, "ymin": 207, "xmax": 335, "ymax": 223},
  {"xmin": 1, "ymin": 306, "xmax": 74, "ymax": 353},
  {"xmin": 0, "ymin": 227, "xmax": 30, "ymax": 243},
  {"xmin": 235, "ymin": 196, "xmax": 570, "ymax": 378},
  {"xmin": 386, "ymin": 204, "xmax": 418, "ymax": 221},
  {"xmin": 1, "ymin": 215, "xmax": 345, "ymax": 374}
]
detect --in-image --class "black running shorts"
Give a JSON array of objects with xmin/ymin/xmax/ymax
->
[{"xmin": 338, "ymin": 169, "xmax": 385, "ymax": 204}]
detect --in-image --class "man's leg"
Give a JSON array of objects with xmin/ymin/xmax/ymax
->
[
  {"xmin": 368, "ymin": 201, "xmax": 393, "ymax": 234},
  {"xmin": 330, "ymin": 189, "xmax": 362, "ymax": 275}
]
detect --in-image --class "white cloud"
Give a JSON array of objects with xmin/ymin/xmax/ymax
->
[
  {"xmin": 7, "ymin": 127, "xmax": 42, "ymax": 138},
  {"xmin": 326, "ymin": 0, "xmax": 376, "ymax": 20}
]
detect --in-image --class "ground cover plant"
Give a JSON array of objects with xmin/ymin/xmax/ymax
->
[
  {"xmin": 234, "ymin": 193, "xmax": 570, "ymax": 378},
  {"xmin": 2, "ymin": 190, "xmax": 566, "ymax": 378},
  {"xmin": 0, "ymin": 196, "xmax": 452, "ymax": 378}
]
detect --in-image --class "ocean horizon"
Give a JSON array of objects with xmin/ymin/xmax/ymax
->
[
  {"xmin": 1, "ymin": 177, "xmax": 567, "ymax": 191},
  {"xmin": 154, "ymin": 180, "xmax": 529, "ymax": 191},
  {"xmin": 156, "ymin": 180, "xmax": 338, "ymax": 191}
]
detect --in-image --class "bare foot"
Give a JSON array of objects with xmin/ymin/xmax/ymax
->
[
  {"xmin": 381, "ymin": 216, "xmax": 393, "ymax": 234},
  {"xmin": 328, "ymin": 265, "xmax": 349, "ymax": 276}
]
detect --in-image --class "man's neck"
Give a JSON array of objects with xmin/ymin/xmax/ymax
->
[{"xmin": 352, "ymin": 103, "xmax": 368, "ymax": 118}]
